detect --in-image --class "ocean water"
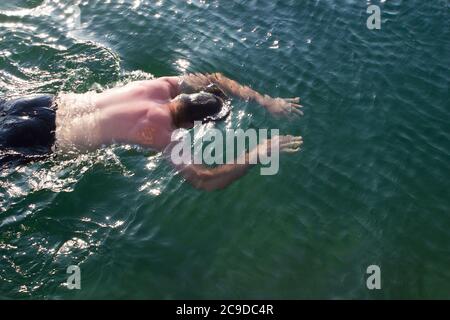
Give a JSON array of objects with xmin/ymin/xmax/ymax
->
[{"xmin": 0, "ymin": 0, "xmax": 449, "ymax": 299}]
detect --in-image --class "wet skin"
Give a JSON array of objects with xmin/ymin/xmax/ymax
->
[
  {"xmin": 57, "ymin": 73, "xmax": 303, "ymax": 190},
  {"xmin": 84, "ymin": 77, "xmax": 180, "ymax": 151}
]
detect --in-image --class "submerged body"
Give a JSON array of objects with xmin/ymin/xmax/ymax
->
[{"xmin": 1, "ymin": 73, "xmax": 303, "ymax": 190}]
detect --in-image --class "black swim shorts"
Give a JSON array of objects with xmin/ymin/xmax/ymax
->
[{"xmin": 0, "ymin": 94, "xmax": 57, "ymax": 166}]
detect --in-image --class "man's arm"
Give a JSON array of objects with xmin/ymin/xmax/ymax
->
[
  {"xmin": 168, "ymin": 135, "xmax": 303, "ymax": 191},
  {"xmin": 180, "ymin": 154, "xmax": 253, "ymax": 191},
  {"xmin": 174, "ymin": 73, "xmax": 303, "ymax": 117}
]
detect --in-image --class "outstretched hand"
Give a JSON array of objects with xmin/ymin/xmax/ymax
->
[
  {"xmin": 262, "ymin": 96, "xmax": 303, "ymax": 117},
  {"xmin": 273, "ymin": 135, "xmax": 303, "ymax": 153},
  {"xmin": 255, "ymin": 135, "xmax": 303, "ymax": 159}
]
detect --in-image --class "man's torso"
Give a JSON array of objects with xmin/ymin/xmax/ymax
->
[{"xmin": 55, "ymin": 79, "xmax": 177, "ymax": 152}]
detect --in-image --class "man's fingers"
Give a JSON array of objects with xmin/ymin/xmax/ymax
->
[
  {"xmin": 275, "ymin": 135, "xmax": 295, "ymax": 143},
  {"xmin": 271, "ymin": 136, "xmax": 303, "ymax": 154},
  {"xmin": 284, "ymin": 103, "xmax": 303, "ymax": 116},
  {"xmin": 285, "ymin": 97, "xmax": 300, "ymax": 103},
  {"xmin": 291, "ymin": 108, "xmax": 304, "ymax": 116},
  {"xmin": 287, "ymin": 136, "xmax": 303, "ymax": 142},
  {"xmin": 280, "ymin": 140, "xmax": 301, "ymax": 146},
  {"xmin": 282, "ymin": 135, "xmax": 302, "ymax": 142},
  {"xmin": 283, "ymin": 147, "xmax": 301, "ymax": 153},
  {"xmin": 273, "ymin": 135, "xmax": 302, "ymax": 142},
  {"xmin": 281, "ymin": 144, "xmax": 302, "ymax": 151},
  {"xmin": 280, "ymin": 139, "xmax": 303, "ymax": 148},
  {"xmin": 283, "ymin": 139, "xmax": 303, "ymax": 147}
]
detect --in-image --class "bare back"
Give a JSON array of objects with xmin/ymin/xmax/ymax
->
[{"xmin": 55, "ymin": 78, "xmax": 180, "ymax": 152}]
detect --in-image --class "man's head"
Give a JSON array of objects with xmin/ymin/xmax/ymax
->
[{"xmin": 170, "ymin": 85, "xmax": 230, "ymax": 128}]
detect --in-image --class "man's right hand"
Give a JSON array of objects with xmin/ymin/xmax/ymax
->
[{"xmin": 260, "ymin": 96, "xmax": 304, "ymax": 118}]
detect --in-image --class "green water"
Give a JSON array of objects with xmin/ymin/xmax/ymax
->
[{"xmin": 1, "ymin": 0, "xmax": 449, "ymax": 299}]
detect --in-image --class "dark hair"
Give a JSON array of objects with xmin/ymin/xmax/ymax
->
[{"xmin": 172, "ymin": 88, "xmax": 230, "ymax": 127}]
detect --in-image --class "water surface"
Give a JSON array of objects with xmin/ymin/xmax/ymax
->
[{"xmin": 0, "ymin": 0, "xmax": 449, "ymax": 299}]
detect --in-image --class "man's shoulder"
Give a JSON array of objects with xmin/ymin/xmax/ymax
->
[
  {"xmin": 157, "ymin": 76, "xmax": 182, "ymax": 98},
  {"xmin": 132, "ymin": 76, "xmax": 181, "ymax": 99}
]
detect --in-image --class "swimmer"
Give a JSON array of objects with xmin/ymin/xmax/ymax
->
[{"xmin": 0, "ymin": 73, "xmax": 303, "ymax": 190}]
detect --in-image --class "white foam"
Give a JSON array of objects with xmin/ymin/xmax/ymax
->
[{"xmin": 54, "ymin": 92, "xmax": 103, "ymax": 152}]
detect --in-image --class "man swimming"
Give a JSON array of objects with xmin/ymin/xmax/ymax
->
[{"xmin": 0, "ymin": 73, "xmax": 303, "ymax": 190}]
